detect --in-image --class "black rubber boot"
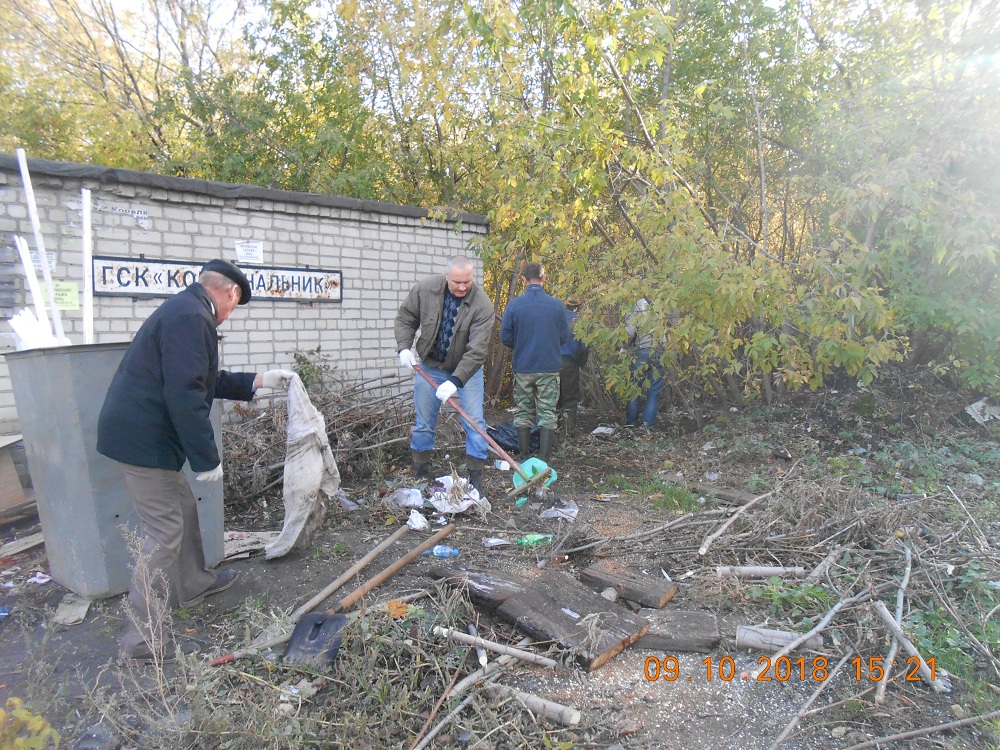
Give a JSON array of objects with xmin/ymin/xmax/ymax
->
[
  {"xmin": 412, "ymin": 450, "xmax": 432, "ymax": 480},
  {"xmin": 516, "ymin": 426, "xmax": 532, "ymax": 457},
  {"xmin": 468, "ymin": 471, "xmax": 482, "ymax": 492},
  {"xmin": 564, "ymin": 409, "xmax": 577, "ymax": 440},
  {"xmin": 466, "ymin": 456, "xmax": 485, "ymax": 493},
  {"xmin": 538, "ymin": 427, "xmax": 556, "ymax": 463}
]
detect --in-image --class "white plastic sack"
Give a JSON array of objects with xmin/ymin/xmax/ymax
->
[
  {"xmin": 407, "ymin": 509, "xmax": 429, "ymax": 531},
  {"xmin": 429, "ymin": 476, "xmax": 491, "ymax": 515},
  {"xmin": 967, "ymin": 397, "xmax": 1000, "ymax": 426},
  {"xmin": 265, "ymin": 374, "xmax": 341, "ymax": 559},
  {"xmin": 388, "ymin": 488, "xmax": 425, "ymax": 508},
  {"xmin": 539, "ymin": 499, "xmax": 578, "ymax": 521}
]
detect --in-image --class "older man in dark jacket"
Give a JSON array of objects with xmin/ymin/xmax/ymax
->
[
  {"xmin": 98, "ymin": 259, "xmax": 293, "ymax": 662},
  {"xmin": 394, "ymin": 256, "xmax": 495, "ymax": 491}
]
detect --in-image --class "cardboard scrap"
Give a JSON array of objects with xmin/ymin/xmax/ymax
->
[
  {"xmin": 53, "ymin": 592, "xmax": 92, "ymax": 625},
  {"xmin": 225, "ymin": 530, "xmax": 279, "ymax": 559}
]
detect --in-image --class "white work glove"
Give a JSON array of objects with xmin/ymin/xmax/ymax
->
[
  {"xmin": 398, "ymin": 349, "xmax": 418, "ymax": 369},
  {"xmin": 261, "ymin": 369, "xmax": 296, "ymax": 390},
  {"xmin": 435, "ymin": 380, "xmax": 458, "ymax": 403},
  {"xmin": 196, "ymin": 464, "xmax": 223, "ymax": 482}
]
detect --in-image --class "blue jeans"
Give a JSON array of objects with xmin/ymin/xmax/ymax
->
[
  {"xmin": 411, "ymin": 365, "xmax": 488, "ymax": 460},
  {"xmin": 626, "ymin": 348, "xmax": 665, "ymax": 427}
]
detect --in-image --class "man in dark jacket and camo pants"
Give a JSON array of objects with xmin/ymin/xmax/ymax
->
[
  {"xmin": 98, "ymin": 259, "xmax": 294, "ymax": 662},
  {"xmin": 500, "ymin": 262, "xmax": 570, "ymax": 462},
  {"xmin": 394, "ymin": 256, "xmax": 495, "ymax": 492}
]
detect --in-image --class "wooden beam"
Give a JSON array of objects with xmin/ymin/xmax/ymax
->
[
  {"xmin": 426, "ymin": 565, "xmax": 533, "ymax": 610},
  {"xmin": 631, "ymin": 609, "xmax": 721, "ymax": 653},
  {"xmin": 580, "ymin": 559, "xmax": 677, "ymax": 608},
  {"xmin": 0, "ymin": 531, "xmax": 44, "ymax": 557},
  {"xmin": 496, "ymin": 570, "xmax": 648, "ymax": 671}
]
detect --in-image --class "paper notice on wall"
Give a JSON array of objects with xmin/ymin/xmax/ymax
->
[
  {"xmin": 43, "ymin": 282, "xmax": 79, "ymax": 310},
  {"xmin": 29, "ymin": 250, "xmax": 57, "ymax": 273},
  {"xmin": 235, "ymin": 240, "xmax": 264, "ymax": 264}
]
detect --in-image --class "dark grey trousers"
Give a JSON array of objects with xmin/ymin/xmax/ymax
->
[{"xmin": 118, "ymin": 463, "xmax": 216, "ymax": 657}]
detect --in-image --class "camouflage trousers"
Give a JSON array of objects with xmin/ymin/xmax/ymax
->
[{"xmin": 513, "ymin": 372, "xmax": 561, "ymax": 429}]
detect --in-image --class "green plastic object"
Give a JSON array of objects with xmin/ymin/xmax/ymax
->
[
  {"xmin": 511, "ymin": 456, "xmax": 557, "ymax": 489},
  {"xmin": 516, "ymin": 534, "xmax": 554, "ymax": 546}
]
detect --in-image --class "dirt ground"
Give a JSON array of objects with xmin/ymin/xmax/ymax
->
[{"xmin": 1, "ymin": 374, "xmax": 999, "ymax": 749}]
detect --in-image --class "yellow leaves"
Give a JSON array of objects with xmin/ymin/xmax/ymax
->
[
  {"xmin": 1, "ymin": 698, "xmax": 59, "ymax": 749},
  {"xmin": 338, "ymin": 0, "xmax": 358, "ymax": 21},
  {"xmin": 384, "ymin": 599, "xmax": 410, "ymax": 619}
]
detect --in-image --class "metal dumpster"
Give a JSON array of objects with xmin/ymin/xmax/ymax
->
[{"xmin": 5, "ymin": 342, "xmax": 224, "ymax": 598}]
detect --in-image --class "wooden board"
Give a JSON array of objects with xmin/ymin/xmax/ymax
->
[
  {"xmin": 0, "ymin": 499, "xmax": 36, "ymax": 526},
  {"xmin": 579, "ymin": 559, "xmax": 677, "ymax": 608},
  {"xmin": 0, "ymin": 438, "xmax": 26, "ymax": 515},
  {"xmin": 496, "ymin": 570, "xmax": 649, "ymax": 671},
  {"xmin": 0, "ymin": 531, "xmax": 44, "ymax": 558},
  {"xmin": 695, "ymin": 483, "xmax": 757, "ymax": 506},
  {"xmin": 0, "ymin": 434, "xmax": 23, "ymax": 451},
  {"xmin": 426, "ymin": 565, "xmax": 533, "ymax": 610},
  {"xmin": 631, "ymin": 609, "xmax": 721, "ymax": 653}
]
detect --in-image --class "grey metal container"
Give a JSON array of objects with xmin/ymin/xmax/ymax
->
[{"xmin": 5, "ymin": 342, "xmax": 224, "ymax": 598}]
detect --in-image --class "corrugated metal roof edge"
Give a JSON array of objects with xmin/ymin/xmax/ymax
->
[{"xmin": 0, "ymin": 154, "xmax": 490, "ymax": 229}]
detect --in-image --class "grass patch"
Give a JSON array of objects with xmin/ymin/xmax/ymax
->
[
  {"xmin": 603, "ymin": 474, "xmax": 700, "ymax": 512},
  {"xmin": 603, "ymin": 473, "xmax": 637, "ymax": 491},
  {"xmin": 747, "ymin": 578, "xmax": 835, "ymax": 620},
  {"xmin": 647, "ymin": 482, "xmax": 701, "ymax": 513}
]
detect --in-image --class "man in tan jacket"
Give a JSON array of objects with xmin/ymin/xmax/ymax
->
[{"xmin": 394, "ymin": 256, "xmax": 495, "ymax": 491}]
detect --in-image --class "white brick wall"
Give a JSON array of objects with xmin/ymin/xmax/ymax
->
[{"xmin": 0, "ymin": 156, "xmax": 489, "ymax": 434}]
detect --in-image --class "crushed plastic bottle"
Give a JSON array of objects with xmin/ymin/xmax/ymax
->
[
  {"xmin": 421, "ymin": 544, "xmax": 460, "ymax": 558},
  {"xmin": 516, "ymin": 534, "xmax": 554, "ymax": 547}
]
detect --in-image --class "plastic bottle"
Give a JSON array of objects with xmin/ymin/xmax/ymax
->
[
  {"xmin": 516, "ymin": 534, "xmax": 554, "ymax": 547},
  {"xmin": 422, "ymin": 544, "xmax": 460, "ymax": 558}
]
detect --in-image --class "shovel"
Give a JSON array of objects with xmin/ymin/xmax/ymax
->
[
  {"xmin": 412, "ymin": 364, "xmax": 556, "ymax": 498},
  {"xmin": 281, "ymin": 524, "xmax": 456, "ymax": 667},
  {"xmin": 284, "ymin": 613, "xmax": 348, "ymax": 666}
]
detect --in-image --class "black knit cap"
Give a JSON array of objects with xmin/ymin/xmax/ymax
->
[{"xmin": 201, "ymin": 259, "xmax": 251, "ymax": 305}]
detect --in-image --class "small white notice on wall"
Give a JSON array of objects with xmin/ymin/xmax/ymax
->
[
  {"xmin": 29, "ymin": 250, "xmax": 58, "ymax": 273},
  {"xmin": 235, "ymin": 240, "xmax": 264, "ymax": 264}
]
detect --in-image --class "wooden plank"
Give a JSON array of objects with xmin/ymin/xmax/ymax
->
[
  {"xmin": 496, "ymin": 570, "xmax": 649, "ymax": 671},
  {"xmin": 579, "ymin": 559, "xmax": 677, "ymax": 608},
  {"xmin": 695, "ymin": 483, "xmax": 756, "ymax": 506},
  {"xmin": 426, "ymin": 565, "xmax": 533, "ymax": 610},
  {"xmin": 631, "ymin": 609, "xmax": 721, "ymax": 653},
  {"xmin": 0, "ymin": 531, "xmax": 44, "ymax": 557},
  {"xmin": 0, "ymin": 499, "xmax": 36, "ymax": 525},
  {"xmin": 0, "ymin": 444, "xmax": 26, "ymax": 515},
  {"xmin": 0, "ymin": 434, "xmax": 23, "ymax": 451}
]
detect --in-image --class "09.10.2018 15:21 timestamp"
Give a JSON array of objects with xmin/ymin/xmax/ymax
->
[{"xmin": 644, "ymin": 655, "xmax": 832, "ymax": 682}]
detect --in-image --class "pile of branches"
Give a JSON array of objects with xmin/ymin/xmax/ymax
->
[
  {"xmin": 562, "ymin": 464, "xmax": 1000, "ymax": 745},
  {"xmin": 221, "ymin": 370, "xmax": 418, "ymax": 516}
]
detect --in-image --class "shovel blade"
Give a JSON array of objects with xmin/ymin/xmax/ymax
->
[{"xmin": 283, "ymin": 612, "xmax": 347, "ymax": 667}]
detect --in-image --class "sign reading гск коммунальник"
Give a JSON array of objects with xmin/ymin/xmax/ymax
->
[{"xmin": 92, "ymin": 256, "xmax": 342, "ymax": 303}]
